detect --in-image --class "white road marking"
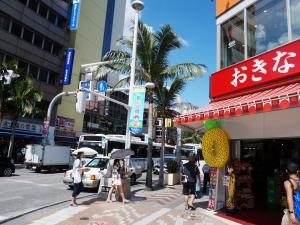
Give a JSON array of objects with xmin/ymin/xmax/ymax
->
[
  {"xmin": 0, "ymin": 196, "xmax": 22, "ymax": 202},
  {"xmin": 14, "ymin": 180, "xmax": 34, "ymax": 184},
  {"xmin": 29, "ymin": 206, "xmax": 88, "ymax": 225},
  {"xmin": 0, "ymin": 216, "xmax": 8, "ymax": 221},
  {"xmin": 132, "ymin": 208, "xmax": 171, "ymax": 225}
]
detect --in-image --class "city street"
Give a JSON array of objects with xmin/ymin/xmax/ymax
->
[
  {"xmin": 0, "ymin": 168, "xmax": 238, "ymax": 225},
  {"xmin": 0, "ymin": 168, "xmax": 94, "ymax": 223}
]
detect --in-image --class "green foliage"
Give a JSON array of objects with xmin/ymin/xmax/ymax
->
[
  {"xmin": 167, "ymin": 160, "xmax": 178, "ymax": 174},
  {"xmin": 203, "ymin": 119, "xmax": 221, "ymax": 131},
  {"xmin": 153, "ymin": 78, "xmax": 185, "ymax": 118}
]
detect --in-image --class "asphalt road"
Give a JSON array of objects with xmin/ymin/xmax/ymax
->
[
  {"xmin": 0, "ymin": 168, "xmax": 93, "ymax": 224},
  {"xmin": 0, "ymin": 168, "xmax": 157, "ymax": 225}
]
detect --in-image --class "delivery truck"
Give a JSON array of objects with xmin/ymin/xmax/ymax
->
[{"xmin": 25, "ymin": 144, "xmax": 71, "ymax": 172}]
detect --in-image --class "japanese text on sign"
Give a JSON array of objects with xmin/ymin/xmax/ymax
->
[{"xmin": 210, "ymin": 39, "xmax": 300, "ymax": 99}]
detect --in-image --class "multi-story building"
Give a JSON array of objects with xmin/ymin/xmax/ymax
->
[
  {"xmin": 0, "ymin": 0, "xmax": 70, "ymax": 155},
  {"xmin": 176, "ymin": 0, "xmax": 300, "ymax": 221},
  {"xmin": 82, "ymin": 0, "xmax": 134, "ymax": 135}
]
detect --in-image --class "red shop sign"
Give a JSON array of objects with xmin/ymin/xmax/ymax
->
[{"xmin": 211, "ymin": 39, "xmax": 300, "ymax": 99}]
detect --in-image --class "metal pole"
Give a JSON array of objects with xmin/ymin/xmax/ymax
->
[
  {"xmin": 43, "ymin": 91, "xmax": 77, "ymax": 146},
  {"xmin": 125, "ymin": 8, "xmax": 139, "ymax": 149}
]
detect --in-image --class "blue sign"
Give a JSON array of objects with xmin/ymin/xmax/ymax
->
[
  {"xmin": 63, "ymin": 48, "xmax": 75, "ymax": 85},
  {"xmin": 129, "ymin": 87, "xmax": 146, "ymax": 134},
  {"xmin": 79, "ymin": 80, "xmax": 92, "ymax": 100},
  {"xmin": 69, "ymin": 0, "xmax": 81, "ymax": 30},
  {"xmin": 97, "ymin": 80, "xmax": 107, "ymax": 92}
]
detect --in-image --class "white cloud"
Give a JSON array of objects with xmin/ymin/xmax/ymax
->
[{"xmin": 179, "ymin": 37, "xmax": 190, "ymax": 47}]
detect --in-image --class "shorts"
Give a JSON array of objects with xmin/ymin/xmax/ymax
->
[{"xmin": 182, "ymin": 182, "xmax": 196, "ymax": 195}]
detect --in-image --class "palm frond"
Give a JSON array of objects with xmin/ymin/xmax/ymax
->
[{"xmin": 163, "ymin": 63, "xmax": 206, "ymax": 80}]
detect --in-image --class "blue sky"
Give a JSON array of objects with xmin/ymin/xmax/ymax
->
[{"xmin": 141, "ymin": 0, "xmax": 216, "ymax": 107}]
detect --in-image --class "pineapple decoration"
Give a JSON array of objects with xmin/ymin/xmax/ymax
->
[{"xmin": 202, "ymin": 120, "xmax": 229, "ymax": 168}]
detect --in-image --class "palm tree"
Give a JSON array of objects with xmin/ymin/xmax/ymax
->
[
  {"xmin": 95, "ymin": 22, "xmax": 206, "ymax": 190},
  {"xmin": 6, "ymin": 75, "xmax": 42, "ymax": 158},
  {"xmin": 154, "ymin": 78, "xmax": 185, "ymax": 187}
]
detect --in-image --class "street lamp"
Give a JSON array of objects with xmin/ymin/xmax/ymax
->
[
  {"xmin": 145, "ymin": 82, "xmax": 155, "ymax": 89},
  {"xmin": 125, "ymin": 0, "xmax": 144, "ymax": 149}
]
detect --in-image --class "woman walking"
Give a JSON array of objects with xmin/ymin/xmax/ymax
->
[
  {"xmin": 282, "ymin": 161, "xmax": 300, "ymax": 225},
  {"xmin": 70, "ymin": 152, "xmax": 89, "ymax": 206},
  {"xmin": 106, "ymin": 159, "xmax": 129, "ymax": 204}
]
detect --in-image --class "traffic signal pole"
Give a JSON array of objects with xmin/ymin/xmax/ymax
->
[{"xmin": 43, "ymin": 89, "xmax": 130, "ymax": 147}]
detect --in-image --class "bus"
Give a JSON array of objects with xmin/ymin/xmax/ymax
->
[{"xmin": 77, "ymin": 134, "xmax": 175, "ymax": 171}]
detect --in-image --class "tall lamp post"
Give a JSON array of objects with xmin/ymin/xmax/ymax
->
[{"xmin": 125, "ymin": 0, "xmax": 144, "ymax": 149}]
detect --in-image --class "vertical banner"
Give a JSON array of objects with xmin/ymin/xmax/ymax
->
[
  {"xmin": 69, "ymin": 0, "xmax": 81, "ymax": 30},
  {"xmin": 63, "ymin": 48, "xmax": 75, "ymax": 85},
  {"xmin": 207, "ymin": 168, "xmax": 218, "ymax": 210},
  {"xmin": 129, "ymin": 87, "xmax": 146, "ymax": 134}
]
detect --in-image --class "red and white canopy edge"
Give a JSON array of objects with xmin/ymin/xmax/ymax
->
[{"xmin": 174, "ymin": 83, "xmax": 300, "ymax": 128}]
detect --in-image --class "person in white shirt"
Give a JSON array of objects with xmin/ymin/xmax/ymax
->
[{"xmin": 70, "ymin": 152, "xmax": 89, "ymax": 206}]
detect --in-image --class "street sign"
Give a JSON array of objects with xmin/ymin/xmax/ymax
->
[
  {"xmin": 97, "ymin": 80, "xmax": 107, "ymax": 92},
  {"xmin": 79, "ymin": 80, "xmax": 93, "ymax": 100}
]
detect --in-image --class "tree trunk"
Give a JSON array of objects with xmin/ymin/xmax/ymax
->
[
  {"xmin": 145, "ymin": 91, "xmax": 153, "ymax": 190},
  {"xmin": 158, "ymin": 115, "xmax": 166, "ymax": 187},
  {"xmin": 7, "ymin": 117, "xmax": 18, "ymax": 158}
]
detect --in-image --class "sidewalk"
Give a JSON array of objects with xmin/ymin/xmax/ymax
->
[{"xmin": 27, "ymin": 185, "xmax": 240, "ymax": 225}]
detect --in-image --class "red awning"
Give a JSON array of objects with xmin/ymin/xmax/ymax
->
[{"xmin": 175, "ymin": 83, "xmax": 300, "ymax": 125}]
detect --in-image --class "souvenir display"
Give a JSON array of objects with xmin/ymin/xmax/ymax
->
[
  {"xmin": 235, "ymin": 161, "xmax": 255, "ymax": 209},
  {"xmin": 208, "ymin": 168, "xmax": 218, "ymax": 210},
  {"xmin": 224, "ymin": 166, "xmax": 236, "ymax": 211},
  {"xmin": 202, "ymin": 128, "xmax": 229, "ymax": 168}
]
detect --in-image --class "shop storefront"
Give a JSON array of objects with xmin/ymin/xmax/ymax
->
[
  {"xmin": 0, "ymin": 119, "xmax": 43, "ymax": 162},
  {"xmin": 175, "ymin": 0, "xmax": 300, "ymax": 224}
]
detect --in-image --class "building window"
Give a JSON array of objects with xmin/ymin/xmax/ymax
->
[
  {"xmin": 48, "ymin": 72, "xmax": 56, "ymax": 85},
  {"xmin": 33, "ymin": 34, "xmax": 43, "ymax": 48},
  {"xmin": 48, "ymin": 10, "xmax": 57, "ymax": 25},
  {"xmin": 18, "ymin": 60, "xmax": 28, "ymax": 74},
  {"xmin": 38, "ymin": 3, "xmax": 48, "ymax": 18},
  {"xmin": 18, "ymin": 0, "xmax": 28, "ymax": 5},
  {"xmin": 221, "ymin": 11, "xmax": 244, "ymax": 69},
  {"xmin": 291, "ymin": 0, "xmax": 300, "ymax": 40},
  {"xmin": 29, "ymin": 64, "xmax": 38, "ymax": 80},
  {"xmin": 22, "ymin": 28, "xmax": 33, "ymax": 43},
  {"xmin": 11, "ymin": 22, "xmax": 22, "ymax": 37},
  {"xmin": 52, "ymin": 44, "xmax": 61, "ymax": 56},
  {"xmin": 0, "ymin": 52, "xmax": 4, "ymax": 64},
  {"xmin": 43, "ymin": 39, "xmax": 52, "ymax": 53},
  {"xmin": 247, "ymin": 0, "xmax": 288, "ymax": 58},
  {"xmin": 0, "ymin": 15, "xmax": 10, "ymax": 32},
  {"xmin": 38, "ymin": 69, "xmax": 48, "ymax": 82},
  {"xmin": 57, "ymin": 16, "xmax": 65, "ymax": 29},
  {"xmin": 28, "ymin": 0, "xmax": 38, "ymax": 12}
]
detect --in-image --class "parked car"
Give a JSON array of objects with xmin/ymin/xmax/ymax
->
[
  {"xmin": 153, "ymin": 156, "xmax": 176, "ymax": 175},
  {"xmin": 0, "ymin": 157, "xmax": 15, "ymax": 177},
  {"xmin": 63, "ymin": 156, "xmax": 142, "ymax": 190}
]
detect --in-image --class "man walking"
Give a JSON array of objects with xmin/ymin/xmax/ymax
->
[{"xmin": 181, "ymin": 155, "xmax": 201, "ymax": 210}]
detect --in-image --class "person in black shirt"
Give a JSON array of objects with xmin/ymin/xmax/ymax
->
[{"xmin": 181, "ymin": 155, "xmax": 201, "ymax": 210}]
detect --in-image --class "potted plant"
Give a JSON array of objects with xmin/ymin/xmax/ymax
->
[{"xmin": 167, "ymin": 160, "xmax": 180, "ymax": 185}]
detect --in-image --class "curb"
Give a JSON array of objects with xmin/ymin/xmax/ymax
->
[
  {"xmin": 14, "ymin": 164, "xmax": 25, "ymax": 169},
  {"xmin": 0, "ymin": 193, "xmax": 96, "ymax": 224}
]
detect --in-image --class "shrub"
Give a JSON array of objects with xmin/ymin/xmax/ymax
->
[{"xmin": 167, "ymin": 160, "xmax": 178, "ymax": 173}]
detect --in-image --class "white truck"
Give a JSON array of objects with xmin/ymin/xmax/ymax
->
[{"xmin": 25, "ymin": 144, "xmax": 71, "ymax": 172}]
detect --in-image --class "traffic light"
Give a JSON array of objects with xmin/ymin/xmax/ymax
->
[{"xmin": 75, "ymin": 91, "xmax": 86, "ymax": 113}]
